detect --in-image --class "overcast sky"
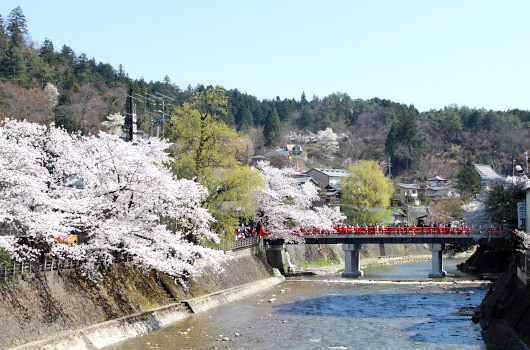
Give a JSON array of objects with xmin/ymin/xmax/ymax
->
[{"xmin": 2, "ymin": 1, "xmax": 530, "ymax": 112}]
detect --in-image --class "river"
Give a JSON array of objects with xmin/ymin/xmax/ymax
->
[{"xmin": 106, "ymin": 258, "xmax": 490, "ymax": 350}]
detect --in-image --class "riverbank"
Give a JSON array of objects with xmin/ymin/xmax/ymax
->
[
  {"xmin": 106, "ymin": 259, "xmax": 491, "ymax": 350},
  {"xmin": 0, "ymin": 247, "xmax": 276, "ymax": 350},
  {"xmin": 0, "ymin": 244, "xmax": 479, "ymax": 349},
  {"xmin": 477, "ymin": 263, "xmax": 530, "ymax": 350},
  {"xmin": 8, "ymin": 276, "xmax": 285, "ymax": 350}
]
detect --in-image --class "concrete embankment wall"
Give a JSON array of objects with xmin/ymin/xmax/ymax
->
[
  {"xmin": 285, "ymin": 243, "xmax": 432, "ymax": 265},
  {"xmin": 0, "ymin": 247, "xmax": 278, "ymax": 350},
  {"xmin": 478, "ymin": 264, "xmax": 530, "ymax": 350}
]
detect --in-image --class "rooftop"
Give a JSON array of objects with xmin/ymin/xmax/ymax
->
[
  {"xmin": 473, "ymin": 164, "xmax": 503, "ymax": 181},
  {"xmin": 310, "ymin": 168, "xmax": 350, "ymax": 177},
  {"xmin": 396, "ymin": 183, "xmax": 420, "ymax": 189},
  {"xmin": 428, "ymin": 175, "xmax": 446, "ymax": 181}
]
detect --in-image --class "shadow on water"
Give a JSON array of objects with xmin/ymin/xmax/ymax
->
[{"xmin": 273, "ymin": 287, "xmax": 486, "ymax": 346}]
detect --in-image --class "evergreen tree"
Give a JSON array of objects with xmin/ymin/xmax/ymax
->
[
  {"xmin": 118, "ymin": 64, "xmax": 126, "ymax": 78},
  {"xmin": 59, "ymin": 44, "xmax": 76, "ymax": 70},
  {"xmin": 74, "ymin": 53, "xmax": 91, "ymax": 83},
  {"xmin": 0, "ymin": 46, "xmax": 27, "ymax": 84},
  {"xmin": 25, "ymin": 49, "xmax": 50, "ymax": 88},
  {"xmin": 466, "ymin": 109, "xmax": 483, "ymax": 130},
  {"xmin": 385, "ymin": 105, "xmax": 420, "ymax": 172},
  {"xmin": 298, "ymin": 107, "xmax": 312, "ymax": 129},
  {"xmin": 455, "ymin": 166, "xmax": 483, "ymax": 199},
  {"xmin": 61, "ymin": 69, "xmax": 79, "ymax": 91},
  {"xmin": 54, "ymin": 92, "xmax": 78, "ymax": 132},
  {"xmin": 6, "ymin": 6, "xmax": 28, "ymax": 47},
  {"xmin": 0, "ymin": 15, "xmax": 8, "ymax": 59},
  {"xmin": 39, "ymin": 38, "xmax": 57, "ymax": 65},
  {"xmin": 239, "ymin": 108, "xmax": 253, "ymax": 129},
  {"xmin": 264, "ymin": 105, "xmax": 282, "ymax": 147},
  {"xmin": 300, "ymin": 91, "xmax": 308, "ymax": 107}
]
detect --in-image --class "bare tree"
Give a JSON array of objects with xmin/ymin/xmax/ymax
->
[
  {"xmin": 0, "ymin": 81, "xmax": 49, "ymax": 123},
  {"xmin": 71, "ymin": 84, "xmax": 106, "ymax": 133}
]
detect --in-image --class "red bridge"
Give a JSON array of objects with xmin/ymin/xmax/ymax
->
[
  {"xmin": 262, "ymin": 226, "xmax": 495, "ymax": 278},
  {"xmin": 301, "ymin": 226, "xmax": 486, "ymax": 236}
]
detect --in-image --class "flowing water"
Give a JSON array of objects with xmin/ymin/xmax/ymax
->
[{"xmin": 106, "ymin": 258, "xmax": 490, "ymax": 350}]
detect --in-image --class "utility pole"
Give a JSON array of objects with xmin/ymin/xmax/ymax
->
[
  {"xmin": 146, "ymin": 92, "xmax": 171, "ymax": 139},
  {"xmin": 387, "ymin": 156, "xmax": 392, "ymax": 179},
  {"xmin": 524, "ymin": 151, "xmax": 528, "ymax": 174},
  {"xmin": 125, "ymin": 89, "xmax": 135, "ymax": 142},
  {"xmin": 123, "ymin": 89, "xmax": 147, "ymax": 142}
]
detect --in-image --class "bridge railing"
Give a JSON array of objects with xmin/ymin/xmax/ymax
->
[{"xmin": 261, "ymin": 226, "xmax": 490, "ymax": 236}]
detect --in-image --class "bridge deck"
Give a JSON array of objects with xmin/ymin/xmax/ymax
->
[
  {"xmin": 262, "ymin": 227, "xmax": 491, "ymax": 245},
  {"xmin": 265, "ymin": 234, "xmax": 485, "ymax": 245}
]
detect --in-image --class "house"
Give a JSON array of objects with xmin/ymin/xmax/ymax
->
[
  {"xmin": 473, "ymin": 163, "xmax": 504, "ymax": 187},
  {"xmin": 394, "ymin": 183, "xmax": 420, "ymax": 205},
  {"xmin": 322, "ymin": 184, "xmax": 341, "ymax": 203},
  {"xmin": 423, "ymin": 174, "xmax": 459, "ymax": 199},
  {"xmin": 305, "ymin": 168, "xmax": 350, "ymax": 186},
  {"xmin": 285, "ymin": 144, "xmax": 303, "ymax": 157},
  {"xmin": 293, "ymin": 175, "xmax": 319, "ymax": 188},
  {"xmin": 408, "ymin": 206, "xmax": 430, "ymax": 226},
  {"xmin": 265, "ymin": 150, "xmax": 290, "ymax": 158},
  {"xmin": 425, "ymin": 186, "xmax": 458, "ymax": 199},
  {"xmin": 248, "ymin": 155, "xmax": 270, "ymax": 166},
  {"xmin": 265, "ymin": 150, "xmax": 292, "ymax": 168},
  {"xmin": 427, "ymin": 175, "xmax": 447, "ymax": 188},
  {"xmin": 390, "ymin": 211, "xmax": 408, "ymax": 226}
]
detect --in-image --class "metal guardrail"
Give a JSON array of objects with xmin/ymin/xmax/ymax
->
[
  {"xmin": 0, "ymin": 254, "xmax": 136, "ymax": 281},
  {"xmin": 272, "ymin": 226, "xmax": 491, "ymax": 236},
  {"xmin": 0, "ymin": 258, "xmax": 81, "ymax": 281},
  {"xmin": 217, "ymin": 235, "xmax": 260, "ymax": 251}
]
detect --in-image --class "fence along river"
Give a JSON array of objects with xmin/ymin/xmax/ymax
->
[{"xmin": 106, "ymin": 258, "xmax": 490, "ymax": 350}]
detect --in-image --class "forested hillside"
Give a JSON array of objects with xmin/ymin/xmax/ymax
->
[{"xmin": 1, "ymin": 6, "xmax": 529, "ymax": 182}]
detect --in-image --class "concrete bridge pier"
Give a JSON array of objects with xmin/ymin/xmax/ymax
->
[
  {"xmin": 342, "ymin": 243, "xmax": 363, "ymax": 277},
  {"xmin": 265, "ymin": 243, "xmax": 285, "ymax": 275},
  {"xmin": 428, "ymin": 243, "xmax": 446, "ymax": 278}
]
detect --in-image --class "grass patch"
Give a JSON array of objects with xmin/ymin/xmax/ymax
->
[
  {"xmin": 0, "ymin": 248, "xmax": 12, "ymax": 266},
  {"xmin": 299, "ymin": 259, "xmax": 341, "ymax": 268}
]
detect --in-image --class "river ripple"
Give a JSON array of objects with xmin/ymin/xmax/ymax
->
[{"xmin": 106, "ymin": 259, "xmax": 489, "ymax": 350}]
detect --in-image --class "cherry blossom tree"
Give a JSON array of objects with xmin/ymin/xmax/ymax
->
[
  {"xmin": 255, "ymin": 163, "xmax": 344, "ymax": 241},
  {"xmin": 0, "ymin": 119, "xmax": 224, "ymax": 279},
  {"xmin": 462, "ymin": 176, "xmax": 529, "ymax": 239},
  {"xmin": 0, "ymin": 120, "xmax": 67, "ymax": 261},
  {"xmin": 101, "ymin": 112, "xmax": 125, "ymax": 135},
  {"xmin": 318, "ymin": 127, "xmax": 339, "ymax": 158}
]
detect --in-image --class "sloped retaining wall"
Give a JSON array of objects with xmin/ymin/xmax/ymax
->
[
  {"xmin": 8, "ymin": 276, "xmax": 284, "ymax": 350},
  {"xmin": 1, "ymin": 247, "xmax": 278, "ymax": 350},
  {"xmin": 478, "ymin": 264, "xmax": 530, "ymax": 349}
]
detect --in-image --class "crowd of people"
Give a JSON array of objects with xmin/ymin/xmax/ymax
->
[
  {"xmin": 234, "ymin": 222, "xmax": 474, "ymax": 239},
  {"xmin": 234, "ymin": 224, "xmax": 258, "ymax": 240}
]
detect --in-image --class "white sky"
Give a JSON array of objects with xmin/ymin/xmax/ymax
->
[{"xmin": 2, "ymin": 0, "xmax": 530, "ymax": 111}]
